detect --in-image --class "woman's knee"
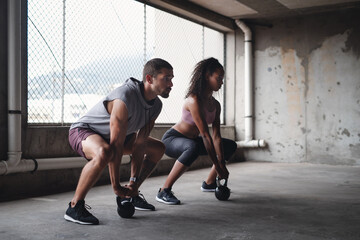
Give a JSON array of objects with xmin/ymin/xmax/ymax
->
[
  {"xmin": 223, "ymin": 139, "xmax": 237, "ymax": 160},
  {"xmin": 177, "ymin": 144, "xmax": 199, "ymax": 166},
  {"xmin": 229, "ymin": 140, "xmax": 237, "ymax": 154}
]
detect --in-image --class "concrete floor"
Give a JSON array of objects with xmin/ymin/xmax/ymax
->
[{"xmin": 0, "ymin": 161, "xmax": 359, "ymax": 240}]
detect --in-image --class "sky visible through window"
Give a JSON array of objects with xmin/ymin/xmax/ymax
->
[{"xmin": 27, "ymin": 0, "xmax": 224, "ymax": 124}]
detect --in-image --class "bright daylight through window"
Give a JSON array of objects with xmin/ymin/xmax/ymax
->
[{"xmin": 27, "ymin": 0, "xmax": 224, "ymax": 124}]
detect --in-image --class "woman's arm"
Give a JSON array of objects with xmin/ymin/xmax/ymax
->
[
  {"xmin": 187, "ymin": 96, "xmax": 227, "ymax": 179},
  {"xmin": 211, "ymin": 100, "xmax": 229, "ymax": 178},
  {"xmin": 212, "ymin": 100, "xmax": 224, "ymax": 163}
]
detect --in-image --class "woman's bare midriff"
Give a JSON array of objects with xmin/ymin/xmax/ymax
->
[{"xmin": 172, "ymin": 121, "xmax": 200, "ymax": 139}]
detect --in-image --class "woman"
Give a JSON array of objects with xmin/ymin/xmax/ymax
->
[{"xmin": 156, "ymin": 57, "xmax": 237, "ymax": 205}]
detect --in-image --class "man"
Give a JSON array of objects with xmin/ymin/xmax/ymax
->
[{"xmin": 65, "ymin": 58, "xmax": 174, "ymax": 225}]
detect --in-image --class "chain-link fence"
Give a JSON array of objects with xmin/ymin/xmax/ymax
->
[{"xmin": 28, "ymin": 0, "xmax": 225, "ymax": 124}]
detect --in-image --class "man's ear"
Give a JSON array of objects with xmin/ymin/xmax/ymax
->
[{"xmin": 145, "ymin": 74, "xmax": 153, "ymax": 84}]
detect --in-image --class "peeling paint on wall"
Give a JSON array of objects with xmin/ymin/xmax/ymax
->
[
  {"xmin": 281, "ymin": 45, "xmax": 305, "ymax": 129},
  {"xmin": 345, "ymin": 27, "xmax": 360, "ymax": 59},
  {"xmin": 306, "ymin": 29, "xmax": 360, "ymax": 165},
  {"xmin": 349, "ymin": 144, "xmax": 360, "ymax": 158},
  {"xmin": 342, "ymin": 128, "xmax": 350, "ymax": 137},
  {"xmin": 240, "ymin": 9, "xmax": 360, "ymax": 165}
]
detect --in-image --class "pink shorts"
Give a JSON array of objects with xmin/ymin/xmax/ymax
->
[
  {"xmin": 68, "ymin": 128, "xmax": 135, "ymax": 160},
  {"xmin": 68, "ymin": 128, "xmax": 97, "ymax": 160}
]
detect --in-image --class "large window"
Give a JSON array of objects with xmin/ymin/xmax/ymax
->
[{"xmin": 28, "ymin": 0, "xmax": 225, "ymax": 124}]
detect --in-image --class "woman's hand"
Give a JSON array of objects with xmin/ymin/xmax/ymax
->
[{"xmin": 216, "ymin": 163, "xmax": 229, "ymax": 179}]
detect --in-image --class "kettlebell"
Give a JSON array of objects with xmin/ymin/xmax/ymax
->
[
  {"xmin": 215, "ymin": 177, "xmax": 230, "ymax": 201},
  {"xmin": 116, "ymin": 196, "xmax": 135, "ymax": 218}
]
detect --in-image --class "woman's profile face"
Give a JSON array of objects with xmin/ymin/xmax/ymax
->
[{"xmin": 207, "ymin": 68, "xmax": 224, "ymax": 92}]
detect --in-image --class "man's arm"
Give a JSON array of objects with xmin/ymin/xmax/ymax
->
[
  {"xmin": 108, "ymin": 99, "xmax": 129, "ymax": 197},
  {"xmin": 129, "ymin": 118, "xmax": 156, "ymax": 190}
]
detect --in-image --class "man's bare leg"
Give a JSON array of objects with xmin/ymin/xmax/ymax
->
[
  {"xmin": 71, "ymin": 134, "xmax": 130, "ymax": 207},
  {"xmin": 70, "ymin": 134, "xmax": 112, "ymax": 207},
  {"xmin": 123, "ymin": 137, "xmax": 165, "ymax": 210},
  {"xmin": 135, "ymin": 137, "xmax": 165, "ymax": 188}
]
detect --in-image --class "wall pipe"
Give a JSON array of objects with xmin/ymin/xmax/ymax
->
[
  {"xmin": 0, "ymin": 0, "xmax": 24, "ymax": 175},
  {"xmin": 235, "ymin": 19, "xmax": 266, "ymax": 148},
  {"xmin": 0, "ymin": 156, "xmax": 131, "ymax": 175}
]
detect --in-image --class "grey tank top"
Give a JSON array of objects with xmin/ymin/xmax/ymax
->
[{"xmin": 70, "ymin": 78, "xmax": 162, "ymax": 140}]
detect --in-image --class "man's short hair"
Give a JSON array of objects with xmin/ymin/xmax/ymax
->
[{"xmin": 142, "ymin": 58, "xmax": 173, "ymax": 82}]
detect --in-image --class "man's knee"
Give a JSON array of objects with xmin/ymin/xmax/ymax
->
[
  {"xmin": 154, "ymin": 138, "xmax": 166, "ymax": 153},
  {"xmin": 93, "ymin": 145, "xmax": 113, "ymax": 168},
  {"xmin": 158, "ymin": 141, "xmax": 166, "ymax": 156},
  {"xmin": 150, "ymin": 140, "xmax": 165, "ymax": 162},
  {"xmin": 142, "ymin": 139, "xmax": 165, "ymax": 164}
]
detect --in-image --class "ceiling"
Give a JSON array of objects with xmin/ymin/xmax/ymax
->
[
  {"xmin": 188, "ymin": 0, "xmax": 360, "ymax": 19},
  {"xmin": 138, "ymin": 0, "xmax": 360, "ymax": 31}
]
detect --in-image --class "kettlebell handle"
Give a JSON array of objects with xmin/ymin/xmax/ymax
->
[{"xmin": 216, "ymin": 176, "xmax": 228, "ymax": 187}]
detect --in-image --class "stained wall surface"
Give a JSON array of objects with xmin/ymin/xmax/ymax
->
[{"xmin": 235, "ymin": 9, "xmax": 360, "ymax": 165}]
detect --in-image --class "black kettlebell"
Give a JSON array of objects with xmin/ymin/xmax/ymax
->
[
  {"xmin": 215, "ymin": 177, "xmax": 230, "ymax": 201},
  {"xmin": 116, "ymin": 196, "xmax": 135, "ymax": 218}
]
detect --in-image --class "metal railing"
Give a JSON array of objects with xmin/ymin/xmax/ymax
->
[{"xmin": 27, "ymin": 0, "xmax": 225, "ymax": 124}]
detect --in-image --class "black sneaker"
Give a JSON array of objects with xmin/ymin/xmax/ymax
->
[
  {"xmin": 156, "ymin": 188, "xmax": 180, "ymax": 205},
  {"xmin": 132, "ymin": 192, "xmax": 155, "ymax": 211},
  {"xmin": 64, "ymin": 200, "xmax": 99, "ymax": 225},
  {"xmin": 201, "ymin": 181, "xmax": 217, "ymax": 192}
]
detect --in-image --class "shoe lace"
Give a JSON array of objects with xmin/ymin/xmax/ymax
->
[
  {"xmin": 84, "ymin": 203, "xmax": 92, "ymax": 210},
  {"xmin": 79, "ymin": 203, "xmax": 93, "ymax": 217},
  {"xmin": 166, "ymin": 190, "xmax": 176, "ymax": 199},
  {"xmin": 137, "ymin": 192, "xmax": 148, "ymax": 203}
]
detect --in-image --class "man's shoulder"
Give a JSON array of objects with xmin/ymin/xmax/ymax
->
[{"xmin": 111, "ymin": 82, "xmax": 136, "ymax": 97}]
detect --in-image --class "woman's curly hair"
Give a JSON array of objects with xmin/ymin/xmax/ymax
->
[{"xmin": 185, "ymin": 57, "xmax": 223, "ymax": 100}]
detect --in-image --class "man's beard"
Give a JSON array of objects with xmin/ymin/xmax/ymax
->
[{"xmin": 160, "ymin": 88, "xmax": 171, "ymax": 98}]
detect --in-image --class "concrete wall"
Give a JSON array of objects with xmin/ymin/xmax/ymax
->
[{"xmin": 235, "ymin": 9, "xmax": 360, "ymax": 165}]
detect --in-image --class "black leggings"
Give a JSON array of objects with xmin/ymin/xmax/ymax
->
[{"xmin": 161, "ymin": 128, "xmax": 237, "ymax": 167}]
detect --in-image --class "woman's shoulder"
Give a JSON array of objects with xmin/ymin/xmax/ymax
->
[
  {"xmin": 184, "ymin": 95, "xmax": 199, "ymax": 106},
  {"xmin": 183, "ymin": 95, "xmax": 201, "ymax": 113},
  {"xmin": 186, "ymin": 94, "xmax": 198, "ymax": 101}
]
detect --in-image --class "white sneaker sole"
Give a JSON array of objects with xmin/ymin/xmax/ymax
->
[
  {"xmin": 155, "ymin": 196, "xmax": 180, "ymax": 205},
  {"xmin": 201, "ymin": 187, "xmax": 216, "ymax": 192},
  {"xmin": 134, "ymin": 206, "xmax": 154, "ymax": 211},
  {"xmin": 64, "ymin": 214, "xmax": 96, "ymax": 225}
]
